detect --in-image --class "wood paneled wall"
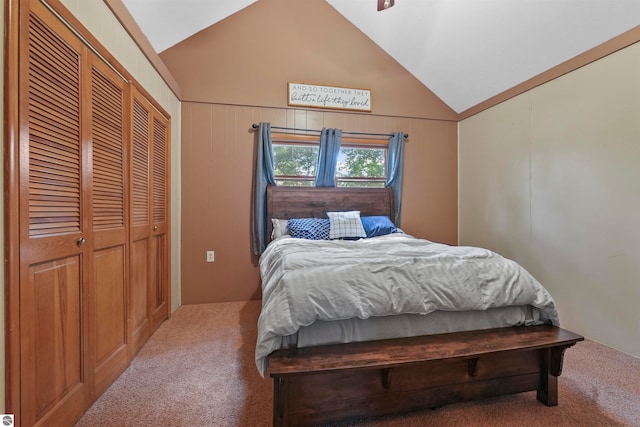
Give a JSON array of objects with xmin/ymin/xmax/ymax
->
[
  {"xmin": 162, "ymin": 0, "xmax": 459, "ymax": 304},
  {"xmin": 181, "ymin": 104, "xmax": 457, "ymax": 304}
]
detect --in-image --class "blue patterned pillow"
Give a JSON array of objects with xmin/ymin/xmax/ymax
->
[{"xmin": 287, "ymin": 218, "xmax": 330, "ymax": 240}]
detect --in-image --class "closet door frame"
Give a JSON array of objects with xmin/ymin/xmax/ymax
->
[{"xmin": 6, "ymin": 0, "xmax": 23, "ymax": 416}]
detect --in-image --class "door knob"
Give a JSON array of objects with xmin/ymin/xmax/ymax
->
[
  {"xmin": 153, "ymin": 225, "xmax": 158, "ymax": 231},
  {"xmin": 77, "ymin": 237, "xmax": 86, "ymax": 247}
]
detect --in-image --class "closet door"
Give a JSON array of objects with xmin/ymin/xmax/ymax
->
[
  {"xmin": 87, "ymin": 55, "xmax": 130, "ymax": 398},
  {"xmin": 129, "ymin": 89, "xmax": 170, "ymax": 355},
  {"xmin": 11, "ymin": 0, "xmax": 171, "ymax": 424},
  {"xmin": 129, "ymin": 92, "xmax": 152, "ymax": 356},
  {"xmin": 19, "ymin": 6, "xmax": 90, "ymax": 426},
  {"xmin": 149, "ymin": 113, "xmax": 170, "ymax": 332}
]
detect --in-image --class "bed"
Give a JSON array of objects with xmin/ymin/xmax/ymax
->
[{"xmin": 256, "ymin": 185, "xmax": 582, "ymax": 426}]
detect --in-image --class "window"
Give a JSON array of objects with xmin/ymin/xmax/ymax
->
[
  {"xmin": 273, "ymin": 143, "xmax": 318, "ymax": 186},
  {"xmin": 273, "ymin": 133, "xmax": 387, "ymax": 187},
  {"xmin": 336, "ymin": 146, "xmax": 387, "ymax": 187}
]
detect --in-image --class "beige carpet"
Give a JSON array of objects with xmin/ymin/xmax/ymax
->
[{"xmin": 75, "ymin": 301, "xmax": 640, "ymax": 427}]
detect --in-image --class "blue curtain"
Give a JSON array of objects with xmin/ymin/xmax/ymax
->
[
  {"xmin": 386, "ymin": 132, "xmax": 405, "ymax": 226},
  {"xmin": 315, "ymin": 128, "xmax": 342, "ymax": 187},
  {"xmin": 252, "ymin": 122, "xmax": 276, "ymax": 255}
]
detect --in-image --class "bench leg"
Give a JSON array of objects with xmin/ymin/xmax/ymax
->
[
  {"xmin": 537, "ymin": 372, "xmax": 558, "ymax": 406},
  {"xmin": 273, "ymin": 377, "xmax": 285, "ymax": 427},
  {"xmin": 537, "ymin": 345, "xmax": 572, "ymax": 406}
]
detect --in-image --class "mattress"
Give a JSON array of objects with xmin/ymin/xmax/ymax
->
[{"xmin": 282, "ymin": 305, "xmax": 542, "ymax": 348}]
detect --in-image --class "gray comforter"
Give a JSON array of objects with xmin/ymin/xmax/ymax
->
[{"xmin": 255, "ymin": 233, "xmax": 559, "ymax": 376}]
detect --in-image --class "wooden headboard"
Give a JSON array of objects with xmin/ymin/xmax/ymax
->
[{"xmin": 267, "ymin": 185, "xmax": 394, "ymax": 235}]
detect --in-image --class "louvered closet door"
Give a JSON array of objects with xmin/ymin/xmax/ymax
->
[
  {"xmin": 19, "ymin": 5, "xmax": 90, "ymax": 426},
  {"xmin": 129, "ymin": 91, "xmax": 152, "ymax": 356},
  {"xmin": 87, "ymin": 55, "xmax": 130, "ymax": 398},
  {"xmin": 149, "ymin": 112, "xmax": 170, "ymax": 332},
  {"xmin": 129, "ymin": 89, "xmax": 170, "ymax": 356}
]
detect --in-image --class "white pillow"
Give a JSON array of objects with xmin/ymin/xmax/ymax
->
[
  {"xmin": 271, "ymin": 218, "xmax": 290, "ymax": 240},
  {"xmin": 327, "ymin": 211, "xmax": 366, "ymax": 239}
]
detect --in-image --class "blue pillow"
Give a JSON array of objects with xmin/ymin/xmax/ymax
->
[
  {"xmin": 360, "ymin": 216, "xmax": 397, "ymax": 238},
  {"xmin": 287, "ymin": 218, "xmax": 330, "ymax": 240}
]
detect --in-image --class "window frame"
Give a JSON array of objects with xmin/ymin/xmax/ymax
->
[
  {"xmin": 272, "ymin": 133, "xmax": 320, "ymax": 186},
  {"xmin": 272, "ymin": 132, "xmax": 389, "ymax": 187},
  {"xmin": 336, "ymin": 143, "xmax": 388, "ymax": 188}
]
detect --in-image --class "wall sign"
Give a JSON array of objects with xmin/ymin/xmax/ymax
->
[{"xmin": 287, "ymin": 82, "xmax": 372, "ymax": 112}]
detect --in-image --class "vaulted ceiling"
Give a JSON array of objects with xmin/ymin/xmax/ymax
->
[{"xmin": 121, "ymin": 0, "xmax": 640, "ymax": 113}]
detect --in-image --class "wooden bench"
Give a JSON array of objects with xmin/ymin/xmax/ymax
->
[{"xmin": 268, "ymin": 324, "xmax": 584, "ymax": 427}]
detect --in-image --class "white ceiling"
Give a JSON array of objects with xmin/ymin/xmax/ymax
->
[{"xmin": 121, "ymin": 0, "xmax": 640, "ymax": 113}]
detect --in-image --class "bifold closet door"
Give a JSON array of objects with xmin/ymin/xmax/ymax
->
[
  {"xmin": 129, "ymin": 89, "xmax": 170, "ymax": 356},
  {"xmin": 19, "ymin": 2, "xmax": 131, "ymax": 424},
  {"xmin": 129, "ymin": 93, "xmax": 152, "ymax": 356},
  {"xmin": 14, "ymin": 0, "xmax": 170, "ymax": 424},
  {"xmin": 87, "ymin": 55, "xmax": 130, "ymax": 399},
  {"xmin": 19, "ymin": 5, "xmax": 90, "ymax": 426},
  {"xmin": 149, "ymin": 112, "xmax": 170, "ymax": 332}
]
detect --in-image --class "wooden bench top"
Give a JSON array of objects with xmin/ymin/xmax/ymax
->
[{"xmin": 269, "ymin": 325, "xmax": 583, "ymax": 377}]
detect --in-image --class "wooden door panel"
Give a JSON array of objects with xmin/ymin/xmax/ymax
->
[
  {"xmin": 130, "ymin": 239, "xmax": 150, "ymax": 356},
  {"xmin": 93, "ymin": 247, "xmax": 126, "ymax": 359},
  {"xmin": 21, "ymin": 256, "xmax": 84, "ymax": 425},
  {"xmin": 130, "ymin": 239, "xmax": 149, "ymax": 329},
  {"xmin": 88, "ymin": 53, "xmax": 130, "ymax": 398},
  {"xmin": 32, "ymin": 259, "xmax": 82, "ymax": 410},
  {"xmin": 150, "ymin": 234, "xmax": 168, "ymax": 331},
  {"xmin": 20, "ymin": 5, "xmax": 89, "ymax": 426},
  {"xmin": 92, "ymin": 245, "xmax": 128, "ymax": 394}
]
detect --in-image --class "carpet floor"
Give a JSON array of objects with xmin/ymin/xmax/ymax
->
[{"xmin": 75, "ymin": 301, "xmax": 640, "ymax": 427}]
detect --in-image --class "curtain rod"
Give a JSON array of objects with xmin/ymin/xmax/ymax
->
[{"xmin": 251, "ymin": 124, "xmax": 408, "ymax": 139}]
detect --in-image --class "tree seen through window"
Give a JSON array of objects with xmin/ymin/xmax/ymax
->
[{"xmin": 273, "ymin": 143, "xmax": 386, "ymax": 187}]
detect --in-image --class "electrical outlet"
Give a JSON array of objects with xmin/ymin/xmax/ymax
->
[{"xmin": 206, "ymin": 250, "xmax": 215, "ymax": 263}]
